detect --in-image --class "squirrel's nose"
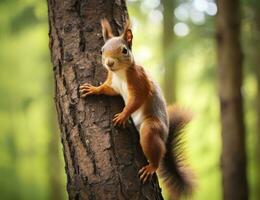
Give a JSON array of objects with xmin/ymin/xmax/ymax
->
[{"xmin": 106, "ymin": 59, "xmax": 115, "ymax": 68}]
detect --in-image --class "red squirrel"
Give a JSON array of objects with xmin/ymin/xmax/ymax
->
[{"xmin": 80, "ymin": 19, "xmax": 194, "ymax": 198}]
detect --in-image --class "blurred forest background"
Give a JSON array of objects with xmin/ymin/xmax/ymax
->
[{"xmin": 0, "ymin": 0, "xmax": 259, "ymax": 199}]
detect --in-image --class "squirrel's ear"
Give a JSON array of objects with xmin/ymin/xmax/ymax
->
[
  {"xmin": 122, "ymin": 19, "xmax": 133, "ymax": 49},
  {"xmin": 101, "ymin": 18, "xmax": 114, "ymax": 41}
]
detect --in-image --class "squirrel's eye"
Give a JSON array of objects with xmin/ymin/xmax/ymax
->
[{"xmin": 122, "ymin": 47, "xmax": 128, "ymax": 55}]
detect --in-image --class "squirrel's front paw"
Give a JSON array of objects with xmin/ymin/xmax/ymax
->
[
  {"xmin": 79, "ymin": 83, "xmax": 99, "ymax": 97},
  {"xmin": 113, "ymin": 112, "xmax": 128, "ymax": 126}
]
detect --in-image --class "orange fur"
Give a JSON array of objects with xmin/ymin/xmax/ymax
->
[
  {"xmin": 122, "ymin": 19, "xmax": 133, "ymax": 48},
  {"xmin": 119, "ymin": 65, "xmax": 152, "ymax": 119},
  {"xmin": 98, "ymin": 71, "xmax": 119, "ymax": 95},
  {"xmin": 79, "ymin": 71, "xmax": 118, "ymax": 96},
  {"xmin": 140, "ymin": 117, "xmax": 166, "ymax": 168},
  {"xmin": 101, "ymin": 19, "xmax": 114, "ymax": 40}
]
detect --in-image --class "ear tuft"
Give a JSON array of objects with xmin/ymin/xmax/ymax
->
[
  {"xmin": 101, "ymin": 18, "xmax": 114, "ymax": 41},
  {"xmin": 122, "ymin": 19, "xmax": 133, "ymax": 49}
]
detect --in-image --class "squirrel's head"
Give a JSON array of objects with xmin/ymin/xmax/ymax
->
[{"xmin": 101, "ymin": 18, "xmax": 134, "ymax": 72}]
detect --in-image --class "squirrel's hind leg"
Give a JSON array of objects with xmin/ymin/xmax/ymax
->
[{"xmin": 138, "ymin": 117, "xmax": 166, "ymax": 183}]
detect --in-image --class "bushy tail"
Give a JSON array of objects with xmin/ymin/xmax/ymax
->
[{"xmin": 159, "ymin": 105, "xmax": 195, "ymax": 199}]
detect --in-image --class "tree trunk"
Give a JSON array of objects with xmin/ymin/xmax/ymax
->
[
  {"xmin": 255, "ymin": 47, "xmax": 260, "ymax": 200},
  {"xmin": 252, "ymin": 4, "xmax": 260, "ymax": 197},
  {"xmin": 254, "ymin": 40, "xmax": 260, "ymax": 200},
  {"xmin": 162, "ymin": 0, "xmax": 176, "ymax": 103},
  {"xmin": 216, "ymin": 0, "xmax": 248, "ymax": 199},
  {"xmin": 47, "ymin": 0, "xmax": 163, "ymax": 199}
]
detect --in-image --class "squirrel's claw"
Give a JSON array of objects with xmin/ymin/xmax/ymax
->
[
  {"xmin": 80, "ymin": 90, "xmax": 94, "ymax": 97},
  {"xmin": 79, "ymin": 83, "xmax": 97, "ymax": 97},
  {"xmin": 80, "ymin": 83, "xmax": 91, "ymax": 88},
  {"xmin": 138, "ymin": 164, "xmax": 156, "ymax": 184},
  {"xmin": 113, "ymin": 112, "xmax": 127, "ymax": 126}
]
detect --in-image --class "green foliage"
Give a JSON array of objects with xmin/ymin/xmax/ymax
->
[{"xmin": 0, "ymin": 1, "xmax": 66, "ymax": 200}]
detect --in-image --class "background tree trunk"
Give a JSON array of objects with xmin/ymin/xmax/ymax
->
[
  {"xmin": 47, "ymin": 0, "xmax": 163, "ymax": 199},
  {"xmin": 162, "ymin": 0, "xmax": 176, "ymax": 103},
  {"xmin": 254, "ymin": 21, "xmax": 260, "ymax": 200},
  {"xmin": 47, "ymin": 107, "xmax": 65, "ymax": 200},
  {"xmin": 251, "ymin": 2, "xmax": 260, "ymax": 196},
  {"xmin": 47, "ymin": 74, "xmax": 65, "ymax": 200},
  {"xmin": 216, "ymin": 0, "xmax": 248, "ymax": 199}
]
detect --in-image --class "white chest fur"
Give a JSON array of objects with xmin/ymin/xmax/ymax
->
[
  {"xmin": 110, "ymin": 70, "xmax": 128, "ymax": 102},
  {"xmin": 110, "ymin": 70, "xmax": 145, "ymax": 128}
]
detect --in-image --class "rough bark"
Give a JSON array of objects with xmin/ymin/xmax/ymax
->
[
  {"xmin": 216, "ymin": 0, "xmax": 248, "ymax": 199},
  {"xmin": 47, "ymin": 0, "xmax": 163, "ymax": 199},
  {"xmin": 162, "ymin": 0, "xmax": 176, "ymax": 103}
]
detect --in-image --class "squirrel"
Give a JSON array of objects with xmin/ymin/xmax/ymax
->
[{"xmin": 80, "ymin": 19, "xmax": 194, "ymax": 199}]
